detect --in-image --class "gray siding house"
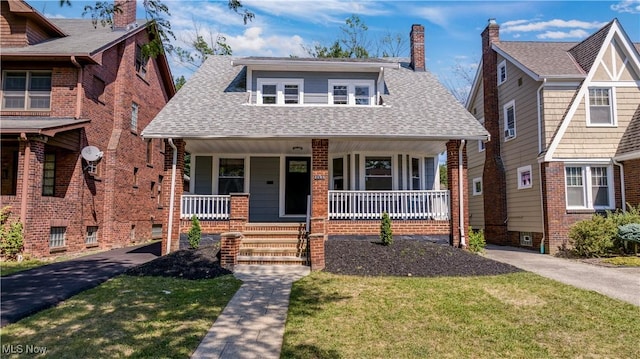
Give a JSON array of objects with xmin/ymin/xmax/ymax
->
[{"xmin": 143, "ymin": 25, "xmax": 488, "ymax": 269}]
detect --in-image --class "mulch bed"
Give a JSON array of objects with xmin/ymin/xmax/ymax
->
[
  {"xmin": 325, "ymin": 238, "xmax": 523, "ymax": 277},
  {"xmin": 125, "ymin": 243, "xmax": 231, "ymax": 280}
]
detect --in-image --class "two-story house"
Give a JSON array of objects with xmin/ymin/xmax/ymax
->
[
  {"xmin": 142, "ymin": 25, "xmax": 489, "ymax": 270},
  {"xmin": 467, "ymin": 19, "xmax": 640, "ymax": 254},
  {"xmin": 0, "ymin": 0, "xmax": 175, "ymax": 257}
]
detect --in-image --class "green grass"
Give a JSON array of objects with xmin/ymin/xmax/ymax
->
[
  {"xmin": 282, "ymin": 272, "xmax": 640, "ymax": 359},
  {"xmin": 0, "ymin": 259, "xmax": 47, "ymax": 276},
  {"xmin": 1, "ymin": 275, "xmax": 242, "ymax": 358},
  {"xmin": 603, "ymin": 256, "xmax": 640, "ymax": 266}
]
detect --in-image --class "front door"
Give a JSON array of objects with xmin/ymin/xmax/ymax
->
[{"xmin": 285, "ymin": 157, "xmax": 311, "ymax": 215}]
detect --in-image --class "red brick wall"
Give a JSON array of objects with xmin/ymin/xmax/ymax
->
[
  {"xmin": 623, "ymin": 158, "xmax": 640, "ymax": 207},
  {"xmin": 161, "ymin": 139, "xmax": 185, "ymax": 255},
  {"xmin": 114, "ymin": 0, "xmax": 137, "ymax": 30},
  {"xmin": 410, "ymin": 24, "xmax": 425, "ymax": 71},
  {"xmin": 327, "ymin": 220, "xmax": 449, "ymax": 235},
  {"xmin": 180, "ymin": 220, "xmax": 229, "ymax": 234},
  {"xmin": 1, "ymin": 27, "xmax": 171, "ymax": 258}
]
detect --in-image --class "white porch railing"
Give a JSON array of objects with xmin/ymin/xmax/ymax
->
[
  {"xmin": 328, "ymin": 190, "xmax": 450, "ymax": 220},
  {"xmin": 181, "ymin": 195, "xmax": 231, "ymax": 220}
]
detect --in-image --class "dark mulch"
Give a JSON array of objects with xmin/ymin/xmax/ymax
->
[
  {"xmin": 325, "ymin": 238, "xmax": 523, "ymax": 277},
  {"xmin": 125, "ymin": 243, "xmax": 231, "ymax": 280}
]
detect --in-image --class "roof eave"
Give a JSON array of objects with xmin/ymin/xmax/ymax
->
[
  {"xmin": 0, "ymin": 54, "xmax": 98, "ymax": 64},
  {"xmin": 141, "ymin": 133, "xmax": 489, "ymax": 141},
  {"xmin": 0, "ymin": 119, "xmax": 90, "ymax": 137},
  {"xmin": 232, "ymin": 58, "xmax": 400, "ymax": 70}
]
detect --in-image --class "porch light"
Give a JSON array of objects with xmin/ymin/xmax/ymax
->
[{"xmin": 292, "ymin": 146, "xmax": 303, "ymax": 151}]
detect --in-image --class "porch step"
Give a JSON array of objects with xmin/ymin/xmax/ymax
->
[{"xmin": 238, "ymin": 222, "xmax": 309, "ymax": 266}]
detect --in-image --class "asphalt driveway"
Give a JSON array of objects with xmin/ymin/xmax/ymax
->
[{"xmin": 0, "ymin": 241, "xmax": 160, "ymax": 327}]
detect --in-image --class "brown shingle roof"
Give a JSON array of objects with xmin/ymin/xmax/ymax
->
[
  {"xmin": 616, "ymin": 105, "xmax": 640, "ymax": 157},
  {"xmin": 568, "ymin": 20, "xmax": 614, "ymax": 73},
  {"xmin": 494, "ymin": 41, "xmax": 584, "ymax": 78}
]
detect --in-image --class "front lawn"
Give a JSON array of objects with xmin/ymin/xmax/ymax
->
[
  {"xmin": 283, "ymin": 239, "xmax": 640, "ymax": 359},
  {"xmin": 602, "ymin": 256, "xmax": 640, "ymax": 267},
  {"xmin": 1, "ymin": 275, "xmax": 242, "ymax": 358},
  {"xmin": 0, "ymin": 259, "xmax": 47, "ymax": 276}
]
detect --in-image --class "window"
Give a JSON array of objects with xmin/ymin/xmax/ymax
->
[
  {"xmin": 256, "ymin": 79, "xmax": 303, "ymax": 105},
  {"xmin": 520, "ymin": 232, "xmax": 533, "ymax": 246},
  {"xmin": 411, "ymin": 158, "xmax": 421, "ymax": 190},
  {"xmin": 42, "ymin": 153, "xmax": 55, "ymax": 196},
  {"xmin": 146, "ymin": 139, "xmax": 153, "ymax": 164},
  {"xmin": 503, "ymin": 100, "xmax": 516, "ymax": 140},
  {"xmin": 565, "ymin": 165, "xmax": 613, "ymax": 209},
  {"xmin": 150, "ymin": 181, "xmax": 156, "ymax": 197},
  {"xmin": 50, "ymin": 227, "xmax": 66, "ymax": 248},
  {"xmin": 517, "ymin": 165, "xmax": 532, "ymax": 189},
  {"xmin": 135, "ymin": 44, "xmax": 147, "ymax": 78},
  {"xmin": 133, "ymin": 167, "xmax": 139, "ymax": 187},
  {"xmin": 130, "ymin": 224, "xmax": 136, "ymax": 242},
  {"xmin": 498, "ymin": 60, "xmax": 507, "ymax": 85},
  {"xmin": 86, "ymin": 226, "xmax": 98, "ymax": 245},
  {"xmin": 332, "ymin": 157, "xmax": 344, "ymax": 190},
  {"xmin": 2, "ymin": 71, "xmax": 52, "ymax": 110},
  {"xmin": 588, "ymin": 88, "xmax": 614, "ymax": 126},
  {"xmin": 365, "ymin": 157, "xmax": 392, "ymax": 190},
  {"xmin": 328, "ymin": 80, "xmax": 375, "ymax": 106},
  {"xmin": 472, "ymin": 177, "xmax": 483, "ymax": 195},
  {"xmin": 478, "ymin": 118, "xmax": 486, "ymax": 152},
  {"xmin": 218, "ymin": 158, "xmax": 244, "ymax": 195},
  {"xmin": 131, "ymin": 102, "xmax": 139, "ymax": 132},
  {"xmin": 157, "ymin": 175, "xmax": 164, "ymax": 206},
  {"xmin": 91, "ymin": 76, "xmax": 106, "ymax": 103}
]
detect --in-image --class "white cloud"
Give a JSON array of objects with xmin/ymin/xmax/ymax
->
[
  {"xmin": 413, "ymin": 7, "xmax": 450, "ymax": 28},
  {"xmin": 242, "ymin": 0, "xmax": 389, "ymax": 24},
  {"xmin": 611, "ymin": 0, "xmax": 640, "ymax": 13},
  {"xmin": 537, "ymin": 29, "xmax": 590, "ymax": 40},
  {"xmin": 225, "ymin": 26, "xmax": 306, "ymax": 57},
  {"xmin": 501, "ymin": 19, "xmax": 608, "ymax": 33}
]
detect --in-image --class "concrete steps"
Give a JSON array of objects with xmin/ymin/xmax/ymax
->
[{"xmin": 238, "ymin": 223, "xmax": 309, "ymax": 266}]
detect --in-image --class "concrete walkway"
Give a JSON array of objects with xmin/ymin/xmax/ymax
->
[
  {"xmin": 191, "ymin": 265, "xmax": 310, "ymax": 359},
  {"xmin": 0, "ymin": 241, "xmax": 160, "ymax": 327},
  {"xmin": 485, "ymin": 245, "xmax": 640, "ymax": 306}
]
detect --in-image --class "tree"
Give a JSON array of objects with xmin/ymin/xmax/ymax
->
[
  {"xmin": 375, "ymin": 30, "xmax": 407, "ymax": 58},
  {"xmin": 439, "ymin": 164, "xmax": 448, "ymax": 189},
  {"xmin": 174, "ymin": 21, "xmax": 232, "ymax": 70},
  {"xmin": 174, "ymin": 75, "xmax": 186, "ymax": 91},
  {"xmin": 305, "ymin": 15, "xmax": 370, "ymax": 59}
]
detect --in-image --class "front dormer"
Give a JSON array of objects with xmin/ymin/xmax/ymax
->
[{"xmin": 232, "ymin": 58, "xmax": 399, "ymax": 107}]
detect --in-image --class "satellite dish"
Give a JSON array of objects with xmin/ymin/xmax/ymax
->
[{"xmin": 81, "ymin": 146, "xmax": 103, "ymax": 162}]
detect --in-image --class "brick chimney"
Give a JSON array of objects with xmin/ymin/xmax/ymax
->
[
  {"xmin": 410, "ymin": 24, "xmax": 425, "ymax": 71},
  {"xmin": 113, "ymin": 0, "xmax": 136, "ymax": 30},
  {"xmin": 481, "ymin": 18, "xmax": 509, "ymax": 245}
]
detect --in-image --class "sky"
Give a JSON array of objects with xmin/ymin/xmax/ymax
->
[{"xmin": 30, "ymin": 0, "xmax": 640, "ymax": 93}]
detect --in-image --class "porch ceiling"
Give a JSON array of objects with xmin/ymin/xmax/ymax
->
[{"xmin": 185, "ymin": 138, "xmax": 447, "ymax": 155}]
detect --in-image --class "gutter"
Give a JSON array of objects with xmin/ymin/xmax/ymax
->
[
  {"xmin": 19, "ymin": 133, "xmax": 30, "ymax": 227},
  {"xmin": 166, "ymin": 138, "xmax": 178, "ymax": 255},
  {"xmin": 536, "ymin": 79, "xmax": 547, "ymax": 253},
  {"xmin": 458, "ymin": 139, "xmax": 466, "ymax": 247},
  {"xmin": 71, "ymin": 56, "xmax": 83, "ymax": 119}
]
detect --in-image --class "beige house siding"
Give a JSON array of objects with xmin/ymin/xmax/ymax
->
[
  {"xmin": 497, "ymin": 56, "xmax": 543, "ymax": 232},
  {"xmin": 541, "ymin": 87, "xmax": 577, "ymax": 149},
  {"xmin": 467, "ymin": 78, "xmax": 485, "ymax": 229},
  {"xmin": 592, "ymin": 41, "xmax": 640, "ymax": 82},
  {"xmin": 555, "ymin": 86, "xmax": 640, "ymax": 158}
]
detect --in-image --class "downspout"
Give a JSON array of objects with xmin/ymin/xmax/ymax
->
[
  {"xmin": 377, "ymin": 67, "xmax": 384, "ymax": 105},
  {"xmin": 612, "ymin": 159, "xmax": 626, "ymax": 211},
  {"xmin": 536, "ymin": 79, "xmax": 547, "ymax": 253},
  {"xmin": 19, "ymin": 133, "xmax": 30, "ymax": 226},
  {"xmin": 166, "ymin": 138, "xmax": 178, "ymax": 255},
  {"xmin": 458, "ymin": 139, "xmax": 466, "ymax": 247},
  {"xmin": 70, "ymin": 56, "xmax": 83, "ymax": 119}
]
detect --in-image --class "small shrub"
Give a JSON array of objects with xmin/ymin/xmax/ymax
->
[
  {"xmin": 0, "ymin": 207, "xmax": 24, "ymax": 261},
  {"xmin": 467, "ymin": 227, "xmax": 485, "ymax": 254},
  {"xmin": 568, "ymin": 214, "xmax": 617, "ymax": 257},
  {"xmin": 618, "ymin": 223, "xmax": 640, "ymax": 254},
  {"xmin": 380, "ymin": 212, "xmax": 393, "ymax": 246},
  {"xmin": 188, "ymin": 215, "xmax": 201, "ymax": 249}
]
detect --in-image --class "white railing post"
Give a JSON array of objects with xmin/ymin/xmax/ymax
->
[{"xmin": 181, "ymin": 195, "xmax": 231, "ymax": 220}]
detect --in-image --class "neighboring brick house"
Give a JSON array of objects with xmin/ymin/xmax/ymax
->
[
  {"xmin": 466, "ymin": 19, "xmax": 640, "ymax": 254},
  {"xmin": 0, "ymin": 0, "xmax": 175, "ymax": 257},
  {"xmin": 142, "ymin": 24, "xmax": 489, "ymax": 270}
]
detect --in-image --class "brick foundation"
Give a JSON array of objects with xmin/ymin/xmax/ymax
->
[
  {"xmin": 220, "ymin": 232, "xmax": 242, "ymax": 270},
  {"xmin": 327, "ymin": 220, "xmax": 449, "ymax": 235}
]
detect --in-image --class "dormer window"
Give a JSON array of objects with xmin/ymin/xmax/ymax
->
[
  {"xmin": 256, "ymin": 78, "xmax": 304, "ymax": 105},
  {"xmin": 328, "ymin": 80, "xmax": 375, "ymax": 106}
]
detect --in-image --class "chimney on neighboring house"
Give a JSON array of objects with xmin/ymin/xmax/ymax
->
[
  {"xmin": 113, "ymin": 0, "xmax": 136, "ymax": 30},
  {"xmin": 410, "ymin": 24, "xmax": 425, "ymax": 71},
  {"xmin": 481, "ymin": 18, "xmax": 509, "ymax": 245}
]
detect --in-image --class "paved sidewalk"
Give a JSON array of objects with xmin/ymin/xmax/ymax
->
[
  {"xmin": 191, "ymin": 265, "xmax": 310, "ymax": 359},
  {"xmin": 0, "ymin": 241, "xmax": 160, "ymax": 326},
  {"xmin": 485, "ymin": 245, "xmax": 640, "ymax": 306}
]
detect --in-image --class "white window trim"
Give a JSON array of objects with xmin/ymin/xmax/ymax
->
[
  {"xmin": 329, "ymin": 155, "xmax": 348, "ymax": 190},
  {"xmin": 517, "ymin": 165, "xmax": 533, "ymax": 190},
  {"xmin": 409, "ymin": 157, "xmax": 423, "ymax": 190},
  {"xmin": 503, "ymin": 99, "xmax": 516, "ymax": 141},
  {"xmin": 478, "ymin": 117, "xmax": 486, "ymax": 152},
  {"xmin": 1, "ymin": 70, "xmax": 52, "ymax": 111},
  {"xmin": 211, "ymin": 155, "xmax": 250, "ymax": 195},
  {"xmin": 585, "ymin": 87, "xmax": 617, "ymax": 127},
  {"xmin": 564, "ymin": 164, "xmax": 615, "ymax": 210},
  {"xmin": 472, "ymin": 177, "xmax": 483, "ymax": 196},
  {"xmin": 256, "ymin": 78, "xmax": 304, "ymax": 105},
  {"xmin": 328, "ymin": 79, "xmax": 376, "ymax": 106},
  {"xmin": 359, "ymin": 153, "xmax": 397, "ymax": 190},
  {"xmin": 497, "ymin": 60, "xmax": 507, "ymax": 86}
]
